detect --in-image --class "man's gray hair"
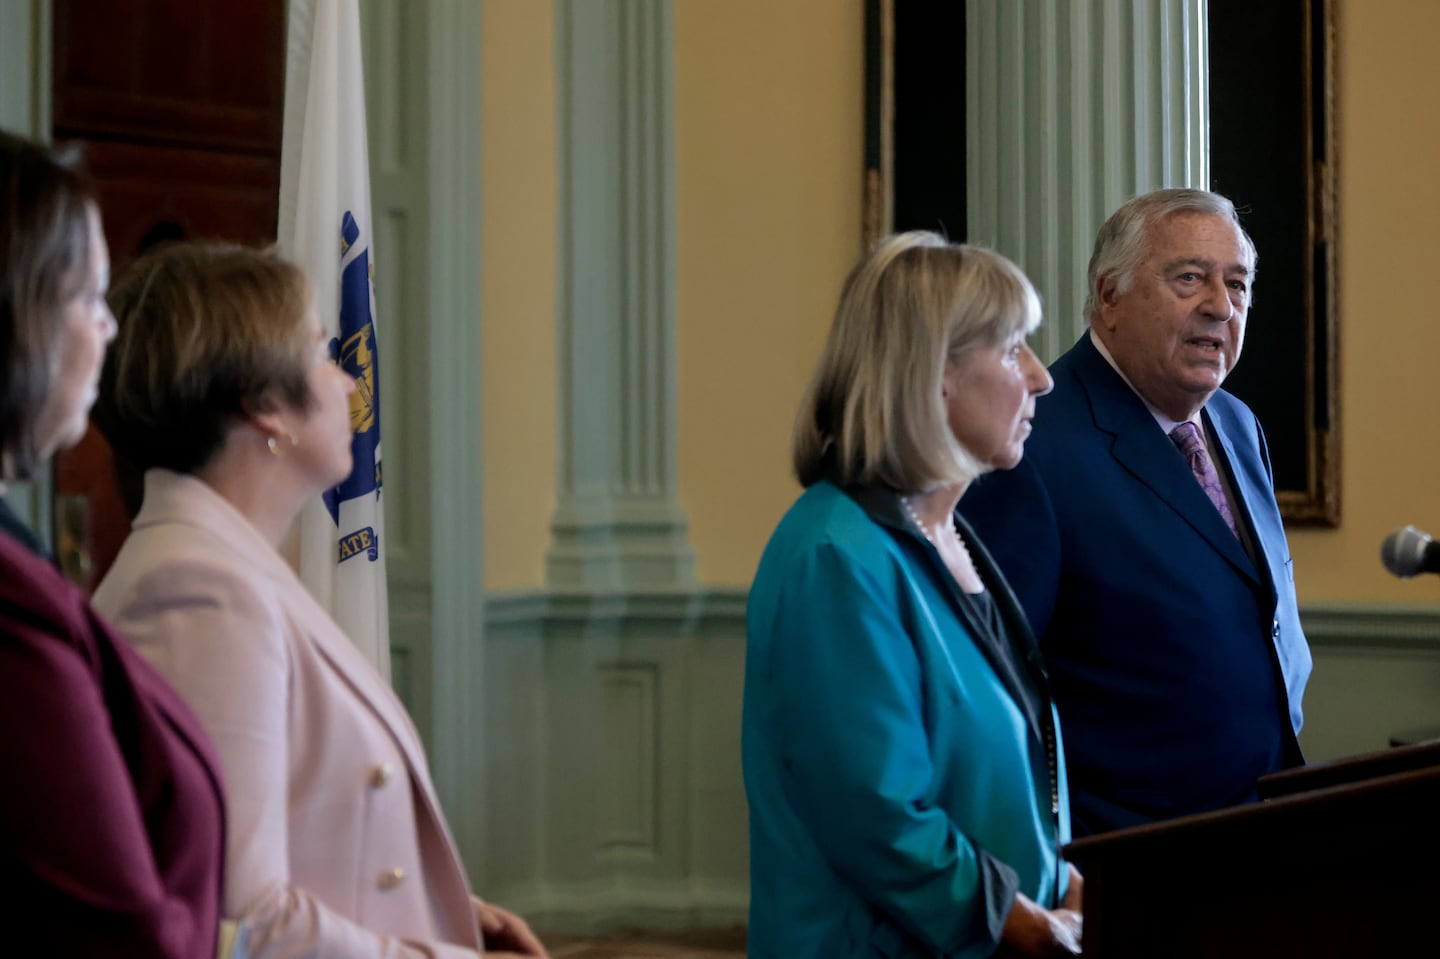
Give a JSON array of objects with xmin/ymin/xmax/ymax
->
[{"xmin": 1082, "ymin": 188, "xmax": 1257, "ymax": 325}]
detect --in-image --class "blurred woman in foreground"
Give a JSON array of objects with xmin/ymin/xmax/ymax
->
[
  {"xmin": 742, "ymin": 232, "xmax": 1082, "ymax": 957},
  {"xmin": 92, "ymin": 241, "xmax": 545, "ymax": 958},
  {"xmin": 0, "ymin": 130, "xmax": 226, "ymax": 957}
]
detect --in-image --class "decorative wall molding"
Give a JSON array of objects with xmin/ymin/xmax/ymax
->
[
  {"xmin": 966, "ymin": 0, "xmax": 1208, "ymax": 359},
  {"xmin": 482, "ymin": 585, "xmax": 748, "ymax": 935},
  {"xmin": 597, "ymin": 662, "xmax": 660, "ymax": 857},
  {"xmin": 550, "ymin": 0, "xmax": 694, "ymax": 590},
  {"xmin": 1299, "ymin": 603, "xmax": 1440, "ymax": 761},
  {"xmin": 484, "ymin": 591, "xmax": 1440, "ymax": 650},
  {"xmin": 476, "ymin": 589, "xmax": 1440, "ymax": 930},
  {"xmin": 486, "ymin": 586, "xmax": 747, "ymax": 633}
]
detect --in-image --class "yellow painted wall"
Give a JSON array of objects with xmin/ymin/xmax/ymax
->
[
  {"xmin": 1286, "ymin": 0, "xmax": 1440, "ymax": 602},
  {"xmin": 481, "ymin": 0, "xmax": 557, "ymax": 590},
  {"xmin": 481, "ymin": 1, "xmax": 861, "ymax": 590},
  {"xmin": 674, "ymin": 2, "xmax": 863, "ymax": 586}
]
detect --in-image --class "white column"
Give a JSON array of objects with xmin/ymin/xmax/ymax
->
[
  {"xmin": 967, "ymin": 0, "xmax": 1208, "ymax": 359},
  {"xmin": 550, "ymin": 0, "xmax": 694, "ymax": 590}
]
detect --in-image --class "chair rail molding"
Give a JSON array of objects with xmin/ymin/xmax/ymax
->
[
  {"xmin": 1301, "ymin": 602, "xmax": 1440, "ymax": 652},
  {"xmin": 1298, "ymin": 602, "xmax": 1440, "ymax": 763}
]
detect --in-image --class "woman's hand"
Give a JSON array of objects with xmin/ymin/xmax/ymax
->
[
  {"xmin": 996, "ymin": 889, "xmax": 1082, "ymax": 957},
  {"xmin": 475, "ymin": 900, "xmax": 548, "ymax": 957}
]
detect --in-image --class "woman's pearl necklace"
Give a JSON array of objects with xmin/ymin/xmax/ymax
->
[{"xmin": 901, "ymin": 495, "xmax": 966, "ymax": 554}]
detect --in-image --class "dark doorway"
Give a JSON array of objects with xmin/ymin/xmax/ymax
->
[{"xmin": 50, "ymin": 0, "xmax": 287, "ymax": 588}]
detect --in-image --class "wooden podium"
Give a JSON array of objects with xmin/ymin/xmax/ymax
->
[{"xmin": 1063, "ymin": 743, "xmax": 1440, "ymax": 957}]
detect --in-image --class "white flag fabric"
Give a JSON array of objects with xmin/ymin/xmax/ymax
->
[{"xmin": 277, "ymin": 0, "xmax": 391, "ymax": 679}]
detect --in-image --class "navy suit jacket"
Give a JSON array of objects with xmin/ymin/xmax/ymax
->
[{"xmin": 960, "ymin": 333, "xmax": 1311, "ymax": 836}]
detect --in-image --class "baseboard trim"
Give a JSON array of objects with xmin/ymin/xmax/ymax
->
[{"xmin": 493, "ymin": 878, "xmax": 748, "ymax": 936}]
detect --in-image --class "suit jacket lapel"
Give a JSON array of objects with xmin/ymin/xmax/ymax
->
[
  {"xmin": 136, "ymin": 472, "xmax": 464, "ymax": 869},
  {"xmin": 299, "ymin": 609, "xmax": 476, "ymax": 908},
  {"xmin": 1071, "ymin": 336, "xmax": 1260, "ymax": 585},
  {"xmin": 297, "ymin": 592, "xmax": 432, "ymax": 778}
]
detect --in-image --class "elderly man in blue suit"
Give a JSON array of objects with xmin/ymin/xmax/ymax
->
[{"xmin": 959, "ymin": 188, "xmax": 1312, "ymax": 837}]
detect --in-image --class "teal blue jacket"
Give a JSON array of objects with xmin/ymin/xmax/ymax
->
[{"xmin": 743, "ymin": 481, "xmax": 1070, "ymax": 959}]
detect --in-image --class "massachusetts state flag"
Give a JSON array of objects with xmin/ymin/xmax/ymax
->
[{"xmin": 277, "ymin": 0, "xmax": 391, "ymax": 678}]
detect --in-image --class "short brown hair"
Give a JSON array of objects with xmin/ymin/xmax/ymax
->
[
  {"xmin": 96, "ymin": 242, "xmax": 314, "ymax": 476},
  {"xmin": 793, "ymin": 232, "xmax": 1042, "ymax": 491},
  {"xmin": 0, "ymin": 131, "xmax": 97, "ymax": 479}
]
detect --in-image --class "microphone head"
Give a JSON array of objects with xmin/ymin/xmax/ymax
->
[{"xmin": 1382, "ymin": 525, "xmax": 1431, "ymax": 578}]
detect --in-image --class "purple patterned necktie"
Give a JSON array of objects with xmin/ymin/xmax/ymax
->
[{"xmin": 1169, "ymin": 422, "xmax": 1239, "ymax": 539}]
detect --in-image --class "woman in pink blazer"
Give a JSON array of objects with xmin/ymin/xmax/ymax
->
[
  {"xmin": 91, "ymin": 242, "xmax": 545, "ymax": 959},
  {"xmin": 0, "ymin": 131, "xmax": 227, "ymax": 957}
]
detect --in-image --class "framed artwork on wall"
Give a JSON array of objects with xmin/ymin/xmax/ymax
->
[
  {"xmin": 863, "ymin": 0, "xmax": 966, "ymax": 248},
  {"xmin": 1208, "ymin": 0, "xmax": 1339, "ymax": 525}
]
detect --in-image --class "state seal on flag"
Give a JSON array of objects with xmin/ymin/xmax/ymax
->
[{"xmin": 324, "ymin": 210, "xmax": 383, "ymax": 531}]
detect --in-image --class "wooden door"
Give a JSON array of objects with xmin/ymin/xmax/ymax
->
[{"xmin": 50, "ymin": 0, "xmax": 285, "ymax": 588}]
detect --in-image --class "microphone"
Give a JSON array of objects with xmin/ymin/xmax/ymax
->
[{"xmin": 1380, "ymin": 525, "xmax": 1440, "ymax": 578}]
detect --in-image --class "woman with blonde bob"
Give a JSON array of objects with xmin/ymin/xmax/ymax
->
[
  {"xmin": 92, "ymin": 242, "xmax": 546, "ymax": 958},
  {"xmin": 743, "ymin": 232, "xmax": 1083, "ymax": 958}
]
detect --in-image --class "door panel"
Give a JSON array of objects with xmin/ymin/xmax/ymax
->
[{"xmin": 49, "ymin": 0, "xmax": 284, "ymax": 589}]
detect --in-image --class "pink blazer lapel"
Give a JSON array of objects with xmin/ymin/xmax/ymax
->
[{"xmin": 133, "ymin": 470, "xmax": 478, "ymax": 936}]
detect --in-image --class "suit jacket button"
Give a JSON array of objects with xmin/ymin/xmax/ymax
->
[
  {"xmin": 377, "ymin": 867, "xmax": 405, "ymax": 890},
  {"xmin": 1272, "ymin": 618, "xmax": 1281, "ymax": 638},
  {"xmin": 370, "ymin": 763, "xmax": 395, "ymax": 788}
]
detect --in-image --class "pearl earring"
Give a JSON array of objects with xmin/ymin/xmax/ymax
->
[{"xmin": 267, "ymin": 433, "xmax": 298, "ymax": 455}]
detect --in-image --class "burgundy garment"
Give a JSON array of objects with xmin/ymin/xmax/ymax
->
[{"xmin": 0, "ymin": 529, "xmax": 226, "ymax": 958}]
